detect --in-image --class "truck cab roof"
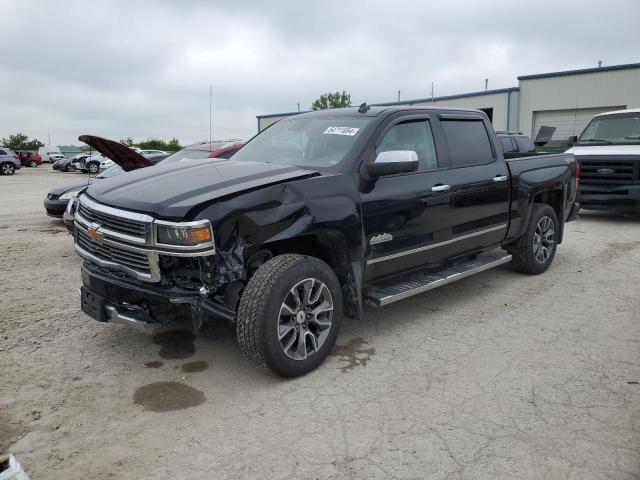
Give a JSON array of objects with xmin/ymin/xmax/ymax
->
[{"xmin": 292, "ymin": 105, "xmax": 486, "ymax": 119}]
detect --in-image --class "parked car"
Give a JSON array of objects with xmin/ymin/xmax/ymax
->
[
  {"xmin": 73, "ymin": 106, "xmax": 578, "ymax": 377},
  {"xmin": 140, "ymin": 149, "xmax": 169, "ymax": 156},
  {"xmin": 0, "ymin": 147, "xmax": 21, "ymax": 175},
  {"xmin": 48, "ymin": 153, "xmax": 66, "ymax": 163},
  {"xmin": 496, "ymin": 132, "xmax": 538, "ymax": 159},
  {"xmin": 52, "ymin": 157, "xmax": 76, "ymax": 172},
  {"xmin": 46, "ymin": 138, "xmax": 156, "ymax": 218},
  {"xmin": 567, "ymin": 108, "xmax": 640, "ymax": 215},
  {"xmin": 17, "ymin": 151, "xmax": 42, "ymax": 167}
]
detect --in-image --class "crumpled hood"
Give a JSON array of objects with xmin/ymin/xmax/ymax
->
[{"xmin": 85, "ymin": 158, "xmax": 318, "ymax": 219}]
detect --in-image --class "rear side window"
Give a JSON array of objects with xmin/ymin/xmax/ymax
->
[
  {"xmin": 514, "ymin": 136, "xmax": 535, "ymax": 152},
  {"xmin": 441, "ymin": 120, "xmax": 494, "ymax": 166},
  {"xmin": 376, "ymin": 120, "xmax": 438, "ymax": 171},
  {"xmin": 499, "ymin": 137, "xmax": 516, "ymax": 153},
  {"xmin": 0, "ymin": 150, "xmax": 6, "ymax": 155}
]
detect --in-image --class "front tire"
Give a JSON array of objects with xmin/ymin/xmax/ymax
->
[
  {"xmin": 1, "ymin": 163, "xmax": 15, "ymax": 175},
  {"xmin": 29, "ymin": 160, "xmax": 38, "ymax": 168},
  {"xmin": 87, "ymin": 162, "xmax": 99, "ymax": 174},
  {"xmin": 236, "ymin": 254, "xmax": 342, "ymax": 377},
  {"xmin": 509, "ymin": 204, "xmax": 559, "ymax": 274}
]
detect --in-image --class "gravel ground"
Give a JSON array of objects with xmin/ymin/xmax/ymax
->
[{"xmin": 1, "ymin": 167, "xmax": 639, "ymax": 480}]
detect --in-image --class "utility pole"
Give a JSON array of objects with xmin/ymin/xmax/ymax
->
[
  {"xmin": 485, "ymin": 78, "xmax": 488, "ymax": 91},
  {"xmin": 397, "ymin": 90, "xmax": 401, "ymax": 103},
  {"xmin": 598, "ymin": 60, "xmax": 602, "ymax": 68},
  {"xmin": 431, "ymin": 82, "xmax": 434, "ymax": 103},
  {"xmin": 209, "ymin": 86, "xmax": 213, "ymax": 150},
  {"xmin": 297, "ymin": 102, "xmax": 300, "ymax": 112}
]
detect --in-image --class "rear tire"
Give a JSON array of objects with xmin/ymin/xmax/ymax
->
[
  {"xmin": 30, "ymin": 160, "xmax": 38, "ymax": 168},
  {"xmin": 87, "ymin": 162, "xmax": 99, "ymax": 174},
  {"xmin": 236, "ymin": 254, "xmax": 342, "ymax": 377},
  {"xmin": 509, "ymin": 204, "xmax": 559, "ymax": 274},
  {"xmin": 1, "ymin": 163, "xmax": 15, "ymax": 175}
]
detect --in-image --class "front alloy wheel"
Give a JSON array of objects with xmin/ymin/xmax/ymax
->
[
  {"xmin": 278, "ymin": 278, "xmax": 334, "ymax": 361},
  {"xmin": 88, "ymin": 163, "xmax": 99, "ymax": 174},
  {"xmin": 1, "ymin": 163, "xmax": 15, "ymax": 175},
  {"xmin": 237, "ymin": 254, "xmax": 342, "ymax": 377}
]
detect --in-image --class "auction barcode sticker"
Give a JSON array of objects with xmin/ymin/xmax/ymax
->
[{"xmin": 323, "ymin": 126, "xmax": 360, "ymax": 136}]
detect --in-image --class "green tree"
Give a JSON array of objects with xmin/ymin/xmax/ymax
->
[
  {"xmin": 120, "ymin": 137, "xmax": 135, "ymax": 147},
  {"xmin": 1, "ymin": 132, "xmax": 44, "ymax": 150},
  {"xmin": 137, "ymin": 138, "xmax": 182, "ymax": 152},
  {"xmin": 311, "ymin": 91, "xmax": 352, "ymax": 110}
]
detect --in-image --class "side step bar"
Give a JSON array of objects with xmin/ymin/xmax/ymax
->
[{"xmin": 365, "ymin": 251, "xmax": 512, "ymax": 307}]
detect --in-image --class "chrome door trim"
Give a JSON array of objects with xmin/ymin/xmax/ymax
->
[{"xmin": 366, "ymin": 224, "xmax": 507, "ymax": 265}]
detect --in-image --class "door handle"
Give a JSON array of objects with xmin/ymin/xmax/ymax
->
[
  {"xmin": 493, "ymin": 175, "xmax": 508, "ymax": 182},
  {"xmin": 431, "ymin": 184, "xmax": 451, "ymax": 192}
]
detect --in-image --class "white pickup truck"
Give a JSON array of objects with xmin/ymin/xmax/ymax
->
[{"xmin": 567, "ymin": 108, "xmax": 640, "ymax": 215}]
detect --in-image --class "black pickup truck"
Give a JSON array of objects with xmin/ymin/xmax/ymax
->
[{"xmin": 75, "ymin": 106, "xmax": 579, "ymax": 377}]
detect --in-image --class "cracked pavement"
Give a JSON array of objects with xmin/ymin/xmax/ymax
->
[{"xmin": 1, "ymin": 169, "xmax": 639, "ymax": 479}]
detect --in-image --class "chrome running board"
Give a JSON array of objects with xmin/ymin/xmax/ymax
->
[{"xmin": 365, "ymin": 251, "xmax": 512, "ymax": 307}]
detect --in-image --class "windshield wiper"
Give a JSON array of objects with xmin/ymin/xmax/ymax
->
[{"xmin": 579, "ymin": 138, "xmax": 613, "ymax": 144}]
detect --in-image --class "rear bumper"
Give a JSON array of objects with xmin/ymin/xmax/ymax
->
[{"xmin": 578, "ymin": 184, "xmax": 640, "ymax": 213}]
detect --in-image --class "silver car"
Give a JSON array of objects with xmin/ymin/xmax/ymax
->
[{"xmin": 0, "ymin": 147, "xmax": 21, "ymax": 175}]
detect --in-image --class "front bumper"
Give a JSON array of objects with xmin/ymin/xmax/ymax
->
[
  {"xmin": 80, "ymin": 265, "xmax": 235, "ymax": 332},
  {"xmin": 578, "ymin": 184, "xmax": 640, "ymax": 213},
  {"xmin": 44, "ymin": 197, "xmax": 68, "ymax": 217}
]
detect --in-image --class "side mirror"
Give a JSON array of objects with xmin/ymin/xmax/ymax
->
[
  {"xmin": 366, "ymin": 150, "xmax": 419, "ymax": 177},
  {"xmin": 567, "ymin": 135, "xmax": 578, "ymax": 146}
]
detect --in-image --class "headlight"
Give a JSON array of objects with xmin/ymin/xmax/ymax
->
[
  {"xmin": 60, "ymin": 187, "xmax": 84, "ymax": 200},
  {"xmin": 155, "ymin": 221, "xmax": 214, "ymax": 247}
]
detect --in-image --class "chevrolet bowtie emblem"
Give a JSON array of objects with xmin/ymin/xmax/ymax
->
[{"xmin": 87, "ymin": 224, "xmax": 104, "ymax": 242}]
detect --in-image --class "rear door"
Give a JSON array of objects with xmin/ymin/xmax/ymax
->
[{"xmin": 436, "ymin": 113, "xmax": 510, "ymax": 255}]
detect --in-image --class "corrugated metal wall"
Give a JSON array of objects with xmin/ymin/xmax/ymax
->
[{"xmin": 518, "ymin": 68, "xmax": 640, "ymax": 138}]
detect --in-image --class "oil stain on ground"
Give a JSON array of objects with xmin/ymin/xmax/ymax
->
[
  {"xmin": 153, "ymin": 330, "xmax": 196, "ymax": 360},
  {"xmin": 144, "ymin": 361, "xmax": 164, "ymax": 368},
  {"xmin": 181, "ymin": 361, "xmax": 208, "ymax": 373},
  {"xmin": 330, "ymin": 337, "xmax": 375, "ymax": 373},
  {"xmin": 133, "ymin": 382, "xmax": 206, "ymax": 412}
]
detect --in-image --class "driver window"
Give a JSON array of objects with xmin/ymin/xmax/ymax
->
[{"xmin": 376, "ymin": 120, "xmax": 438, "ymax": 171}]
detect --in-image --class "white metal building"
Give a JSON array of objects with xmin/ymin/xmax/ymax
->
[{"xmin": 257, "ymin": 62, "xmax": 640, "ymax": 141}]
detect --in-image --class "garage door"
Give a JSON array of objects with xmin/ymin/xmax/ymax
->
[{"xmin": 532, "ymin": 106, "xmax": 626, "ymax": 140}]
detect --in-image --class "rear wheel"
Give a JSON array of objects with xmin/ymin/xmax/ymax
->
[
  {"xmin": 29, "ymin": 160, "xmax": 38, "ymax": 168},
  {"xmin": 1, "ymin": 163, "xmax": 15, "ymax": 175},
  {"xmin": 236, "ymin": 254, "xmax": 342, "ymax": 377},
  {"xmin": 509, "ymin": 204, "xmax": 559, "ymax": 274},
  {"xmin": 87, "ymin": 162, "xmax": 99, "ymax": 174}
]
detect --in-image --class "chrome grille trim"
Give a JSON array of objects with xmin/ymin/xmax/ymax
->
[
  {"xmin": 76, "ymin": 195, "xmax": 153, "ymax": 244},
  {"xmin": 74, "ymin": 194, "xmax": 215, "ymax": 283}
]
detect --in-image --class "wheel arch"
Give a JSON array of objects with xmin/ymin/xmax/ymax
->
[
  {"xmin": 251, "ymin": 232, "xmax": 362, "ymax": 319},
  {"xmin": 532, "ymin": 187, "xmax": 565, "ymax": 243}
]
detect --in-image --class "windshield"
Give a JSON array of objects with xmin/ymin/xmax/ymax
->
[
  {"xmin": 231, "ymin": 116, "xmax": 372, "ymax": 169},
  {"xmin": 96, "ymin": 164, "xmax": 124, "ymax": 178},
  {"xmin": 578, "ymin": 113, "xmax": 640, "ymax": 145},
  {"xmin": 162, "ymin": 148, "xmax": 216, "ymax": 163}
]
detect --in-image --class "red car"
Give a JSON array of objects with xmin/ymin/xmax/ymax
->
[{"xmin": 18, "ymin": 151, "xmax": 43, "ymax": 167}]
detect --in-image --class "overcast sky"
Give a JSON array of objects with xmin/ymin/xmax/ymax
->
[{"xmin": 1, "ymin": 0, "xmax": 639, "ymax": 147}]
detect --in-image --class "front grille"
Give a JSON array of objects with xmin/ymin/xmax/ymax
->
[
  {"xmin": 579, "ymin": 157, "xmax": 640, "ymax": 185},
  {"xmin": 77, "ymin": 228, "xmax": 151, "ymax": 273},
  {"xmin": 78, "ymin": 203, "xmax": 148, "ymax": 238}
]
